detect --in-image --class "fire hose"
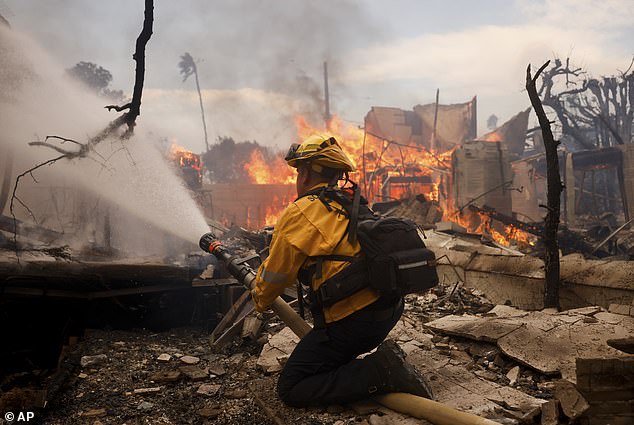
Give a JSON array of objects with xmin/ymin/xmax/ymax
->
[{"xmin": 199, "ymin": 232, "xmax": 498, "ymax": 425}]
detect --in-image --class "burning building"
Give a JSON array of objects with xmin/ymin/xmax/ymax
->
[{"xmin": 167, "ymin": 143, "xmax": 203, "ymax": 190}]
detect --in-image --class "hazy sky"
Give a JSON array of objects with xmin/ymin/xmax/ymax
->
[{"xmin": 3, "ymin": 0, "xmax": 633, "ymax": 152}]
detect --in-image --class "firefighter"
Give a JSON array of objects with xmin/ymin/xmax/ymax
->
[{"xmin": 251, "ymin": 134, "xmax": 433, "ymax": 407}]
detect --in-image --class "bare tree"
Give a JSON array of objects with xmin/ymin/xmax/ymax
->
[
  {"xmin": 527, "ymin": 61, "xmax": 563, "ymax": 309},
  {"xmin": 179, "ymin": 52, "xmax": 210, "ymax": 152},
  {"xmin": 10, "ymin": 0, "xmax": 154, "ymax": 252},
  {"xmin": 537, "ymin": 57, "xmax": 634, "ymax": 149}
]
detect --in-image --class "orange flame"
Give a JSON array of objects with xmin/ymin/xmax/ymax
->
[
  {"xmin": 244, "ymin": 149, "xmax": 295, "ymax": 185},
  {"xmin": 169, "ymin": 143, "xmax": 201, "ymax": 170},
  {"xmin": 264, "ymin": 195, "xmax": 291, "ymax": 226},
  {"xmin": 444, "ymin": 208, "xmax": 536, "ymax": 247},
  {"xmin": 294, "ymin": 115, "xmax": 453, "ymax": 203},
  {"xmin": 240, "ymin": 114, "xmax": 535, "ymax": 247}
]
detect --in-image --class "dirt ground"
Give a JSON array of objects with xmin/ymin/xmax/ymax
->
[{"xmin": 27, "ymin": 283, "xmax": 561, "ymax": 425}]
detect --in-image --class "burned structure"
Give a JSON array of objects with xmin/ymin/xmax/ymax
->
[{"xmin": 1, "ymin": 2, "xmax": 633, "ymax": 422}]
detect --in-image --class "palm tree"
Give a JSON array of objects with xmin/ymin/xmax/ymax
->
[{"xmin": 179, "ymin": 52, "xmax": 209, "ymax": 152}]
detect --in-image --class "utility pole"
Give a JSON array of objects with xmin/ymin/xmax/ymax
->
[
  {"xmin": 430, "ymin": 88, "xmax": 440, "ymax": 151},
  {"xmin": 323, "ymin": 61, "xmax": 331, "ymax": 129}
]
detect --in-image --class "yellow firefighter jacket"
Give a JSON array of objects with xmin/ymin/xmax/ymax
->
[{"xmin": 252, "ymin": 183, "xmax": 380, "ymax": 323}]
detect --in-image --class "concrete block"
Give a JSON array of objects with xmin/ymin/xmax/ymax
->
[
  {"xmin": 553, "ymin": 380, "xmax": 590, "ymax": 420},
  {"xmin": 587, "ymin": 400, "xmax": 634, "ymax": 415},
  {"xmin": 608, "ymin": 304, "xmax": 633, "ymax": 316},
  {"xmin": 540, "ymin": 400, "xmax": 559, "ymax": 425}
]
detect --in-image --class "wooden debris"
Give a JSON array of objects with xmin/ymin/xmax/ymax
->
[
  {"xmin": 198, "ymin": 406, "xmax": 222, "ymax": 418},
  {"xmin": 81, "ymin": 408, "xmax": 107, "ymax": 417},
  {"xmin": 133, "ymin": 387, "xmax": 161, "ymax": 395},
  {"xmin": 210, "ymin": 290, "xmax": 251, "ymax": 342},
  {"xmin": 249, "ymin": 383, "xmax": 286, "ymax": 425},
  {"xmin": 241, "ymin": 316, "xmax": 263, "ymax": 340}
]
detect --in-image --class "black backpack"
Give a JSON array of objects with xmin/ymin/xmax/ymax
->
[{"xmin": 299, "ymin": 184, "xmax": 439, "ymax": 307}]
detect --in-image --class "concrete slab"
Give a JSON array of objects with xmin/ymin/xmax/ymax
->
[
  {"xmin": 424, "ymin": 315, "xmax": 523, "ymax": 343},
  {"xmin": 256, "ymin": 327, "xmax": 300, "ymax": 374},
  {"xmin": 407, "ymin": 348, "xmax": 545, "ymax": 421},
  {"xmin": 426, "ymin": 309, "xmax": 633, "ymax": 382}
]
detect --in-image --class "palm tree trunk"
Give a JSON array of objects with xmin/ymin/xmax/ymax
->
[{"xmin": 193, "ymin": 64, "xmax": 209, "ymax": 152}]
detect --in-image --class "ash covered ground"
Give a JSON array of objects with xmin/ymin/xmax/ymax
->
[{"xmin": 36, "ymin": 283, "xmax": 556, "ymax": 425}]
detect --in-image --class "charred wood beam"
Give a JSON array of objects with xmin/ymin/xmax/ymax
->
[
  {"xmin": 527, "ymin": 61, "xmax": 563, "ymax": 309},
  {"xmin": 0, "ymin": 282, "xmax": 194, "ymax": 299},
  {"xmin": 574, "ymin": 187, "xmax": 622, "ymax": 203},
  {"xmin": 467, "ymin": 205, "xmax": 544, "ymax": 235},
  {"xmin": 0, "ymin": 215, "xmax": 63, "ymax": 244},
  {"xmin": 209, "ymin": 289, "xmax": 250, "ymax": 343}
]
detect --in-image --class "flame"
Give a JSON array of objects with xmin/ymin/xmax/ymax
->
[
  {"xmin": 264, "ymin": 195, "xmax": 291, "ymax": 226},
  {"xmin": 445, "ymin": 208, "xmax": 536, "ymax": 247},
  {"xmin": 244, "ymin": 149, "xmax": 295, "ymax": 184},
  {"xmin": 505, "ymin": 225, "xmax": 536, "ymax": 247},
  {"xmin": 239, "ymin": 113, "xmax": 537, "ymax": 247},
  {"xmin": 169, "ymin": 143, "xmax": 201, "ymax": 171},
  {"xmin": 480, "ymin": 132, "xmax": 503, "ymax": 142},
  {"xmin": 294, "ymin": 115, "xmax": 452, "ymax": 203}
]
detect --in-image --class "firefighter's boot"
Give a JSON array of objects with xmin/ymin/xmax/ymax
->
[{"xmin": 366, "ymin": 339, "xmax": 434, "ymax": 399}]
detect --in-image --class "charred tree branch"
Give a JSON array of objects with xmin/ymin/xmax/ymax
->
[
  {"xmin": 10, "ymin": 0, "xmax": 154, "ymax": 249},
  {"xmin": 104, "ymin": 102, "xmax": 131, "ymax": 112},
  {"xmin": 123, "ymin": 0, "xmax": 154, "ymax": 137},
  {"xmin": 527, "ymin": 61, "xmax": 562, "ymax": 309},
  {"xmin": 9, "ymin": 154, "xmax": 67, "ymax": 259}
]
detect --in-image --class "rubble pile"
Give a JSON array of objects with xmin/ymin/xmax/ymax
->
[
  {"xmin": 43, "ymin": 328, "xmax": 266, "ymax": 425},
  {"xmin": 404, "ymin": 283, "xmax": 495, "ymax": 321},
  {"xmin": 7, "ymin": 278, "xmax": 631, "ymax": 425},
  {"xmin": 382, "ymin": 195, "xmax": 443, "ymax": 228}
]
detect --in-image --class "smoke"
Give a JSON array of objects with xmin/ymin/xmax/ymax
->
[
  {"xmin": 0, "ymin": 25, "xmax": 209, "ymax": 256},
  {"xmin": 7, "ymin": 0, "xmax": 382, "ymax": 147}
]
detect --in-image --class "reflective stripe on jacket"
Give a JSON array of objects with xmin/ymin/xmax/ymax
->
[{"xmin": 252, "ymin": 183, "xmax": 380, "ymax": 323}]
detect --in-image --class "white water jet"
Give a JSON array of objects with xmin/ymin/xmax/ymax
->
[{"xmin": 0, "ymin": 25, "xmax": 209, "ymax": 253}]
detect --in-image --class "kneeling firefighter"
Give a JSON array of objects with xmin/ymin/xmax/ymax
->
[{"xmin": 251, "ymin": 134, "xmax": 434, "ymax": 407}]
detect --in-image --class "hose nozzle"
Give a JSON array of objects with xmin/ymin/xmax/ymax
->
[{"xmin": 199, "ymin": 232, "xmax": 219, "ymax": 253}]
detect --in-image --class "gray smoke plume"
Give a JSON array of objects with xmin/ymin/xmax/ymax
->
[{"xmin": 8, "ymin": 0, "xmax": 382, "ymax": 126}]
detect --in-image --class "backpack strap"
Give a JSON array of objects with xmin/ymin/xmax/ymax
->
[
  {"xmin": 306, "ymin": 254, "xmax": 358, "ymax": 281},
  {"xmin": 347, "ymin": 184, "xmax": 361, "ymax": 245}
]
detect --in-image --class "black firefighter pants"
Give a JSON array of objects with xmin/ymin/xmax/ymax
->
[{"xmin": 277, "ymin": 300, "xmax": 404, "ymax": 407}]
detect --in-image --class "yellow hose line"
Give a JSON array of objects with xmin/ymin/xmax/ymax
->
[
  {"xmin": 374, "ymin": 393, "xmax": 500, "ymax": 425},
  {"xmin": 267, "ymin": 297, "xmax": 498, "ymax": 425}
]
